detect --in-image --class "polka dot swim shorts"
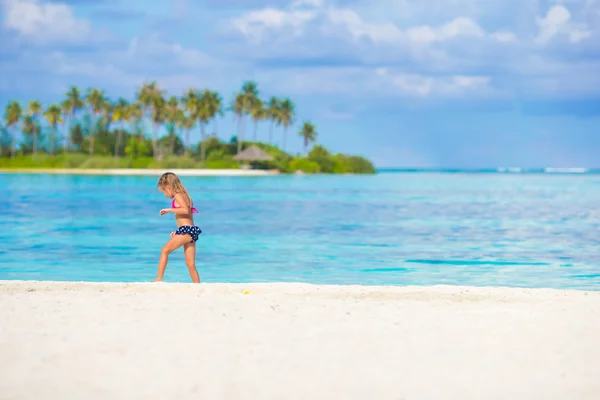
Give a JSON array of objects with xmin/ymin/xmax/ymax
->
[{"xmin": 175, "ymin": 225, "xmax": 202, "ymax": 242}]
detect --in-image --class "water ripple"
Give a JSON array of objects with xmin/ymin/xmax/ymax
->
[{"xmin": 0, "ymin": 173, "xmax": 599, "ymax": 290}]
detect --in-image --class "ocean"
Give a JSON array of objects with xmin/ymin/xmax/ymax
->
[{"xmin": 1, "ymin": 170, "xmax": 599, "ymax": 290}]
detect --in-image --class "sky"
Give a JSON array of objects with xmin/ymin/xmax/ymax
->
[{"xmin": 0, "ymin": 0, "xmax": 599, "ymax": 168}]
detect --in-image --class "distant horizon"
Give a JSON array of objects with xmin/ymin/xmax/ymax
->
[{"xmin": 376, "ymin": 167, "xmax": 599, "ymax": 173}]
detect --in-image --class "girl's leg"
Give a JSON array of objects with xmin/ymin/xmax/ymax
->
[
  {"xmin": 183, "ymin": 242, "xmax": 200, "ymax": 283},
  {"xmin": 155, "ymin": 234, "xmax": 192, "ymax": 282}
]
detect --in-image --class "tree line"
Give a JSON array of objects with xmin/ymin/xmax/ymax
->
[{"xmin": 2, "ymin": 81, "xmax": 318, "ymax": 162}]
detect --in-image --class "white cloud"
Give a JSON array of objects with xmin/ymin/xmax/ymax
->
[
  {"xmin": 406, "ymin": 17, "xmax": 485, "ymax": 44},
  {"xmin": 375, "ymin": 68, "xmax": 492, "ymax": 97},
  {"xmin": 490, "ymin": 31, "xmax": 517, "ymax": 43},
  {"xmin": 291, "ymin": 0, "xmax": 322, "ymax": 7},
  {"xmin": 535, "ymin": 5, "xmax": 591, "ymax": 44},
  {"xmin": 232, "ymin": 8, "xmax": 316, "ymax": 44},
  {"xmin": 568, "ymin": 28, "xmax": 592, "ymax": 42},
  {"xmin": 2, "ymin": 0, "xmax": 91, "ymax": 43},
  {"xmin": 327, "ymin": 8, "xmax": 403, "ymax": 43},
  {"xmin": 321, "ymin": 108, "xmax": 354, "ymax": 120},
  {"xmin": 536, "ymin": 5, "xmax": 571, "ymax": 43},
  {"xmin": 128, "ymin": 34, "xmax": 213, "ymax": 68},
  {"xmin": 234, "ymin": 4, "xmax": 503, "ymax": 47}
]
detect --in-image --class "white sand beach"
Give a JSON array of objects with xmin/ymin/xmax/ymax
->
[
  {"xmin": 0, "ymin": 168, "xmax": 280, "ymax": 176},
  {"xmin": 1, "ymin": 281, "xmax": 599, "ymax": 400}
]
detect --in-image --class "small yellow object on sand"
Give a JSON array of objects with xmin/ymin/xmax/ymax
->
[{"xmin": 243, "ymin": 290, "xmax": 249, "ymax": 295}]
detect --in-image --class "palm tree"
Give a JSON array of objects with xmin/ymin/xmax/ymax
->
[
  {"xmin": 279, "ymin": 98, "xmax": 295, "ymax": 152},
  {"xmin": 112, "ymin": 98, "xmax": 129, "ymax": 157},
  {"xmin": 232, "ymin": 93, "xmax": 245, "ymax": 154},
  {"xmin": 100, "ymin": 100, "xmax": 113, "ymax": 134},
  {"xmin": 164, "ymin": 96, "xmax": 182, "ymax": 156},
  {"xmin": 3, "ymin": 101, "xmax": 22, "ymax": 158},
  {"xmin": 22, "ymin": 116, "xmax": 40, "ymax": 155},
  {"xmin": 181, "ymin": 89, "xmax": 200, "ymax": 155},
  {"xmin": 249, "ymin": 97, "xmax": 265, "ymax": 142},
  {"xmin": 60, "ymin": 100, "xmax": 71, "ymax": 151},
  {"xmin": 85, "ymin": 88, "xmax": 106, "ymax": 156},
  {"xmin": 266, "ymin": 97, "xmax": 280, "ymax": 144},
  {"xmin": 298, "ymin": 121, "xmax": 317, "ymax": 154},
  {"xmin": 62, "ymin": 86, "xmax": 84, "ymax": 153},
  {"xmin": 137, "ymin": 81, "xmax": 162, "ymax": 158},
  {"xmin": 233, "ymin": 81, "xmax": 259, "ymax": 153},
  {"xmin": 242, "ymin": 81, "xmax": 259, "ymax": 98},
  {"xmin": 151, "ymin": 96, "xmax": 165, "ymax": 158},
  {"xmin": 205, "ymin": 90, "xmax": 222, "ymax": 137},
  {"xmin": 175, "ymin": 113, "xmax": 193, "ymax": 156},
  {"xmin": 128, "ymin": 102, "xmax": 143, "ymax": 140},
  {"xmin": 27, "ymin": 100, "xmax": 42, "ymax": 155},
  {"xmin": 43, "ymin": 104, "xmax": 62, "ymax": 155},
  {"xmin": 198, "ymin": 90, "xmax": 220, "ymax": 164}
]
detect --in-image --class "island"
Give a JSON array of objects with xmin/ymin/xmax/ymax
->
[{"xmin": 1, "ymin": 81, "xmax": 375, "ymax": 174}]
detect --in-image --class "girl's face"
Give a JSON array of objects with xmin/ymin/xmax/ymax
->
[{"xmin": 160, "ymin": 186, "xmax": 174, "ymax": 199}]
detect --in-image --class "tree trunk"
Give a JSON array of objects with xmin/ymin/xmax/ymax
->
[
  {"xmin": 64, "ymin": 116, "xmax": 70, "ymax": 153},
  {"xmin": 152, "ymin": 124, "xmax": 158, "ymax": 159},
  {"xmin": 10, "ymin": 127, "xmax": 16, "ymax": 158},
  {"xmin": 185, "ymin": 128, "xmax": 190, "ymax": 156},
  {"xmin": 33, "ymin": 131, "xmax": 37, "ymax": 156},
  {"xmin": 88, "ymin": 113, "xmax": 95, "ymax": 156},
  {"xmin": 237, "ymin": 116, "xmax": 245, "ymax": 154},
  {"xmin": 170, "ymin": 131, "xmax": 176, "ymax": 156},
  {"xmin": 282, "ymin": 126, "xmax": 288, "ymax": 152},
  {"xmin": 114, "ymin": 128, "xmax": 122, "ymax": 158},
  {"xmin": 130, "ymin": 121, "xmax": 136, "ymax": 144},
  {"xmin": 214, "ymin": 117, "xmax": 218, "ymax": 138},
  {"xmin": 89, "ymin": 118, "xmax": 95, "ymax": 156},
  {"xmin": 200, "ymin": 123, "xmax": 207, "ymax": 165},
  {"xmin": 269, "ymin": 121, "xmax": 274, "ymax": 144},
  {"xmin": 253, "ymin": 120, "xmax": 258, "ymax": 142},
  {"xmin": 50, "ymin": 126, "xmax": 55, "ymax": 155}
]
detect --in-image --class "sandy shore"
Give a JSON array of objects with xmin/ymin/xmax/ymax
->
[
  {"xmin": 0, "ymin": 168, "xmax": 280, "ymax": 176},
  {"xmin": 1, "ymin": 281, "xmax": 599, "ymax": 400}
]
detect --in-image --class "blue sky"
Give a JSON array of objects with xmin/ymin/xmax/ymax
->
[{"xmin": 1, "ymin": 0, "xmax": 599, "ymax": 167}]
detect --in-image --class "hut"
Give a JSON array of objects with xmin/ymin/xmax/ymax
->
[{"xmin": 233, "ymin": 145, "xmax": 274, "ymax": 169}]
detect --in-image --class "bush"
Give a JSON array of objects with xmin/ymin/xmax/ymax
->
[
  {"xmin": 78, "ymin": 156, "xmax": 137, "ymax": 169},
  {"xmin": 205, "ymin": 157, "xmax": 237, "ymax": 169},
  {"xmin": 334, "ymin": 155, "xmax": 376, "ymax": 174},
  {"xmin": 129, "ymin": 157, "xmax": 154, "ymax": 168},
  {"xmin": 289, "ymin": 158, "xmax": 321, "ymax": 173},
  {"xmin": 307, "ymin": 145, "xmax": 336, "ymax": 173},
  {"xmin": 61, "ymin": 153, "xmax": 90, "ymax": 168},
  {"xmin": 152, "ymin": 156, "xmax": 198, "ymax": 169},
  {"xmin": 0, "ymin": 137, "xmax": 377, "ymax": 174}
]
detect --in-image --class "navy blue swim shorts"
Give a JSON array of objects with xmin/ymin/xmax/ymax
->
[{"xmin": 175, "ymin": 225, "xmax": 202, "ymax": 242}]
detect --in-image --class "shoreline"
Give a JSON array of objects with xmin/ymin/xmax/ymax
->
[
  {"xmin": 0, "ymin": 280, "xmax": 596, "ymax": 294},
  {"xmin": 0, "ymin": 167, "xmax": 281, "ymax": 176},
  {"xmin": 2, "ymin": 281, "xmax": 598, "ymax": 398}
]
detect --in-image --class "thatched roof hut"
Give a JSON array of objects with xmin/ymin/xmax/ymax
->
[{"xmin": 233, "ymin": 145, "xmax": 274, "ymax": 161}]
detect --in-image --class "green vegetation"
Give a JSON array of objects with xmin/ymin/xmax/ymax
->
[{"xmin": 1, "ymin": 81, "xmax": 375, "ymax": 174}]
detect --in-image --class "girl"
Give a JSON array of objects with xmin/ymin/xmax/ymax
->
[{"xmin": 155, "ymin": 172, "xmax": 202, "ymax": 283}]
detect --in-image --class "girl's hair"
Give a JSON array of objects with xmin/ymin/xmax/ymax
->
[{"xmin": 157, "ymin": 172, "xmax": 192, "ymax": 207}]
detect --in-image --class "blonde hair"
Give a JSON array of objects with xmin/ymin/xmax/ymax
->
[{"xmin": 157, "ymin": 172, "xmax": 192, "ymax": 207}]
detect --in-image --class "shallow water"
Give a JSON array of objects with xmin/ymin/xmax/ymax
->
[{"xmin": 1, "ymin": 172, "xmax": 599, "ymax": 290}]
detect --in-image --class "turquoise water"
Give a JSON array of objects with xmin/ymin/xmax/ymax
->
[{"xmin": 1, "ymin": 172, "xmax": 599, "ymax": 290}]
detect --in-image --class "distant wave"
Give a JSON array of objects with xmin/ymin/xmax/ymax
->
[
  {"xmin": 377, "ymin": 168, "xmax": 599, "ymax": 174},
  {"xmin": 544, "ymin": 168, "xmax": 589, "ymax": 173}
]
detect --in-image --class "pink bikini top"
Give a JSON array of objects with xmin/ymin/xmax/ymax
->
[{"xmin": 172, "ymin": 198, "xmax": 198, "ymax": 214}]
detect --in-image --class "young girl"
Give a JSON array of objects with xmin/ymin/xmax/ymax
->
[{"xmin": 155, "ymin": 172, "xmax": 202, "ymax": 283}]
